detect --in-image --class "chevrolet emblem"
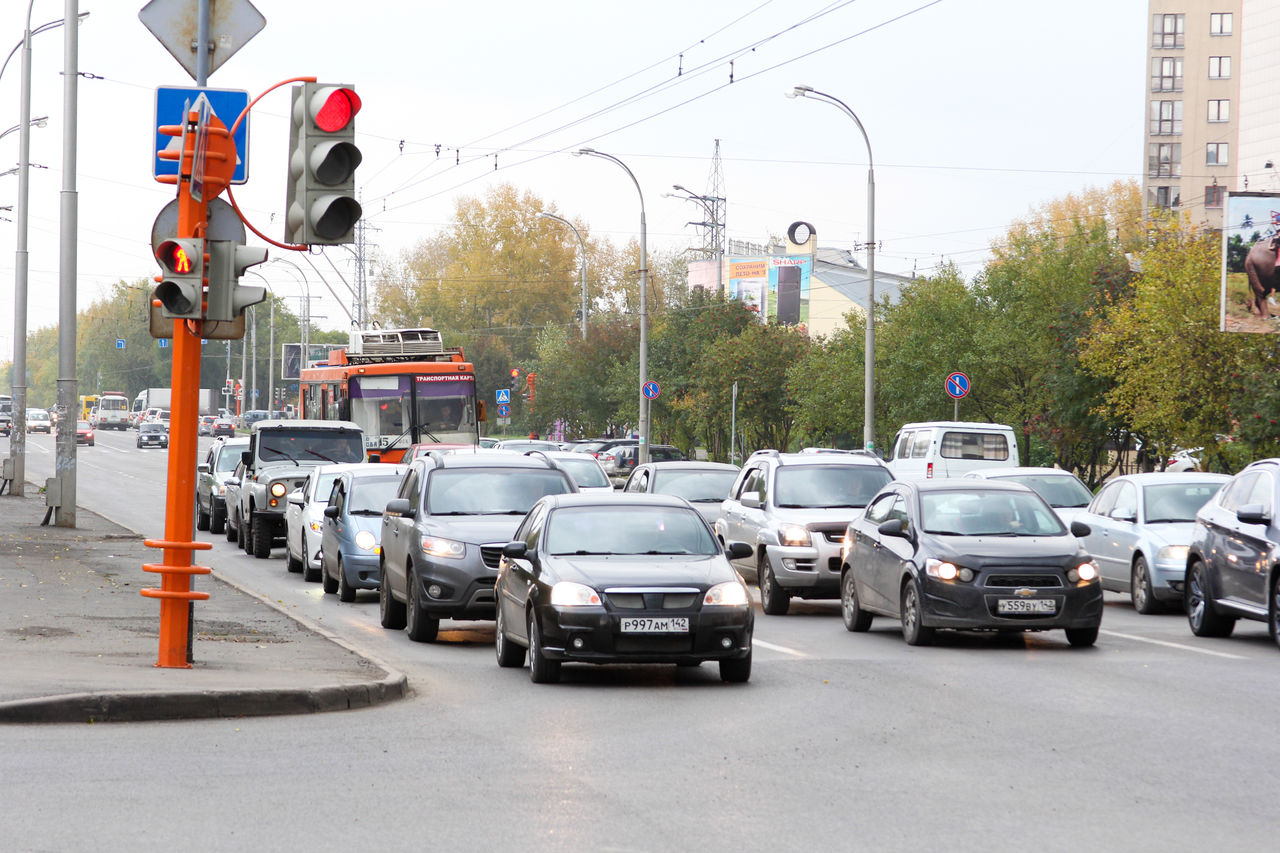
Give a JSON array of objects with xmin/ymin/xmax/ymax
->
[{"xmin": 1014, "ymin": 588, "xmax": 1036, "ymax": 597}]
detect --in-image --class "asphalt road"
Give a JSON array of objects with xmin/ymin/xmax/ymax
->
[{"xmin": 4, "ymin": 428, "xmax": 1279, "ymax": 852}]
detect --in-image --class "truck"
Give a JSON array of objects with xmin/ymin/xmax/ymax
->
[{"xmin": 131, "ymin": 387, "xmax": 216, "ymax": 426}]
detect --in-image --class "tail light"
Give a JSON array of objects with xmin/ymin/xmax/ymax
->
[{"xmin": 926, "ymin": 462, "xmax": 934, "ymax": 478}]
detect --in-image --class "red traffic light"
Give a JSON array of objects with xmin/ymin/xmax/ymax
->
[
  {"xmin": 510, "ymin": 368, "xmax": 520, "ymax": 379},
  {"xmin": 157, "ymin": 239, "xmax": 194, "ymax": 274},
  {"xmin": 314, "ymin": 88, "xmax": 361, "ymax": 133}
]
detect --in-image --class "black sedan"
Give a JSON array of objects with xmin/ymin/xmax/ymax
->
[
  {"xmin": 840, "ymin": 480, "xmax": 1103, "ymax": 647},
  {"xmin": 494, "ymin": 493, "xmax": 755, "ymax": 683}
]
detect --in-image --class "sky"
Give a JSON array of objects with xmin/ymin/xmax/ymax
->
[{"xmin": 0, "ymin": 0, "xmax": 1148, "ymax": 363}]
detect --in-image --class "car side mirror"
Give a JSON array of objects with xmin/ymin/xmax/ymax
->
[
  {"xmin": 197, "ymin": 463, "xmax": 210, "ymax": 473},
  {"xmin": 877, "ymin": 518, "xmax": 909, "ymax": 539},
  {"xmin": 1109, "ymin": 507, "xmax": 1136, "ymax": 522},
  {"xmin": 385, "ymin": 498, "xmax": 415, "ymax": 518},
  {"xmin": 741, "ymin": 492, "xmax": 762, "ymax": 509},
  {"xmin": 226, "ymin": 478, "xmax": 240, "ymax": 487},
  {"xmin": 726, "ymin": 541, "xmax": 753, "ymax": 560},
  {"xmin": 323, "ymin": 506, "xmax": 340, "ymax": 519},
  {"xmin": 502, "ymin": 541, "xmax": 528, "ymax": 559},
  {"xmin": 241, "ymin": 450, "xmax": 252, "ymax": 466},
  {"xmin": 1237, "ymin": 503, "xmax": 1270, "ymax": 525},
  {"xmin": 368, "ymin": 452, "xmax": 381, "ymax": 464},
  {"xmin": 288, "ymin": 490, "xmax": 304, "ymax": 506},
  {"xmin": 1069, "ymin": 520, "xmax": 1092, "ymax": 538}
]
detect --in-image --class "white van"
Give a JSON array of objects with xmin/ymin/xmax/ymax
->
[{"xmin": 886, "ymin": 421, "xmax": 1019, "ymax": 480}]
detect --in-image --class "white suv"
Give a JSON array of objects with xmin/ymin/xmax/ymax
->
[{"xmin": 715, "ymin": 450, "xmax": 893, "ymax": 615}]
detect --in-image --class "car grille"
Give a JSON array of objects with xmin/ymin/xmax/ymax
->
[
  {"xmin": 820, "ymin": 530, "xmax": 846, "ymax": 543},
  {"xmin": 615, "ymin": 636, "xmax": 694, "ymax": 654},
  {"xmin": 985, "ymin": 574, "xmax": 1063, "ymax": 588},
  {"xmin": 480, "ymin": 544, "xmax": 504, "ymax": 569},
  {"xmin": 604, "ymin": 590, "xmax": 700, "ymax": 610}
]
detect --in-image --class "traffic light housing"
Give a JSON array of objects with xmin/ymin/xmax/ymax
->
[
  {"xmin": 285, "ymin": 83, "xmax": 363, "ymax": 245},
  {"xmin": 153, "ymin": 237, "xmax": 206, "ymax": 319},
  {"xmin": 206, "ymin": 240, "xmax": 268, "ymax": 323}
]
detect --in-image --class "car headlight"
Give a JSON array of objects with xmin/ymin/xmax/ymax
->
[
  {"xmin": 270, "ymin": 482, "xmax": 287, "ymax": 498},
  {"xmin": 420, "ymin": 536, "xmax": 466, "ymax": 559},
  {"xmin": 550, "ymin": 581, "xmax": 601, "ymax": 607},
  {"xmin": 215, "ymin": 485, "xmax": 225, "ymax": 496},
  {"xmin": 1157, "ymin": 545, "xmax": 1189, "ymax": 564},
  {"xmin": 925, "ymin": 558, "xmax": 974, "ymax": 582},
  {"xmin": 1068, "ymin": 560, "xmax": 1099, "ymax": 583},
  {"xmin": 354, "ymin": 530, "xmax": 377, "ymax": 551},
  {"xmin": 841, "ymin": 532, "xmax": 852, "ymax": 561},
  {"xmin": 779, "ymin": 525, "xmax": 811, "ymax": 547},
  {"xmin": 703, "ymin": 581, "xmax": 750, "ymax": 606}
]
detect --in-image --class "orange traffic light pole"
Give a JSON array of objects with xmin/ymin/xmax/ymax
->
[{"xmin": 140, "ymin": 108, "xmax": 236, "ymax": 668}]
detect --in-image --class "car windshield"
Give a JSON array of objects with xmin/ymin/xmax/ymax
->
[
  {"xmin": 999, "ymin": 474, "xmax": 1093, "ymax": 508},
  {"xmin": 141, "ymin": 424, "xmax": 164, "ymax": 433},
  {"xmin": 1143, "ymin": 482, "xmax": 1223, "ymax": 523},
  {"xmin": 774, "ymin": 465, "xmax": 891, "ymax": 509},
  {"xmin": 555, "ymin": 457, "xmax": 610, "ymax": 489},
  {"xmin": 426, "ymin": 468, "xmax": 573, "ymax": 515},
  {"xmin": 652, "ymin": 469, "xmax": 739, "ymax": 502},
  {"xmin": 921, "ymin": 491, "xmax": 1067, "ymax": 537},
  {"xmin": 77, "ymin": 421, "xmax": 91, "ymax": 429},
  {"xmin": 546, "ymin": 505, "xmax": 719, "ymax": 555},
  {"xmin": 215, "ymin": 446, "xmax": 246, "ymax": 473},
  {"xmin": 259, "ymin": 430, "xmax": 364, "ymax": 464},
  {"xmin": 348, "ymin": 476, "xmax": 403, "ymax": 514}
]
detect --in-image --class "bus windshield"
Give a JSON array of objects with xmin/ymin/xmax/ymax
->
[{"xmin": 348, "ymin": 372, "xmax": 477, "ymax": 450}]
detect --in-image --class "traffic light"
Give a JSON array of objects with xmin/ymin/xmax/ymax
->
[
  {"xmin": 206, "ymin": 240, "xmax": 269, "ymax": 323},
  {"xmin": 510, "ymin": 367, "xmax": 521, "ymax": 389},
  {"xmin": 153, "ymin": 237, "xmax": 206, "ymax": 319},
  {"xmin": 285, "ymin": 82, "xmax": 363, "ymax": 245}
]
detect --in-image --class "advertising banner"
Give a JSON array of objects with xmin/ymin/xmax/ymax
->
[
  {"xmin": 1221, "ymin": 191, "xmax": 1280, "ymax": 334},
  {"xmin": 727, "ymin": 256, "xmax": 811, "ymax": 327}
]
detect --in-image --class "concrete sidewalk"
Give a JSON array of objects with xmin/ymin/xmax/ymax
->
[{"xmin": 0, "ymin": 485, "xmax": 406, "ymax": 723}]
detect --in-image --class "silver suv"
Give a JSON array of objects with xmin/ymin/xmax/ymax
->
[{"xmin": 715, "ymin": 450, "xmax": 892, "ymax": 615}]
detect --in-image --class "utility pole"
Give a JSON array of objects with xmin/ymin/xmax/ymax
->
[{"xmin": 706, "ymin": 139, "xmax": 726, "ymax": 297}]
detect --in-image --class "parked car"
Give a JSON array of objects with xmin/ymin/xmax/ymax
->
[
  {"xmin": 477, "ymin": 437, "xmax": 500, "ymax": 449},
  {"xmin": 622, "ymin": 461, "xmax": 740, "ymax": 525},
  {"xmin": 1166, "ymin": 448, "xmax": 1202, "ymax": 473},
  {"xmin": 210, "ymin": 418, "xmax": 237, "ymax": 438},
  {"xmin": 196, "ymin": 436, "xmax": 250, "ymax": 535},
  {"xmin": 136, "ymin": 421, "xmax": 169, "ymax": 449},
  {"xmin": 886, "ymin": 421, "xmax": 1019, "ymax": 480},
  {"xmin": 715, "ymin": 450, "xmax": 893, "ymax": 615},
  {"xmin": 26, "ymin": 408, "xmax": 52, "ymax": 434},
  {"xmin": 74, "ymin": 420, "xmax": 95, "ymax": 446},
  {"xmin": 1077, "ymin": 472, "xmax": 1229, "ymax": 613},
  {"xmin": 964, "ymin": 467, "xmax": 1094, "ymax": 528},
  {"xmin": 600, "ymin": 444, "xmax": 685, "ymax": 483},
  {"xmin": 494, "ymin": 493, "xmax": 756, "ymax": 683},
  {"xmin": 285, "ymin": 464, "xmax": 359, "ymax": 583},
  {"xmin": 841, "ymin": 479, "xmax": 1103, "ymax": 646},
  {"xmin": 320, "ymin": 465, "xmax": 409, "ymax": 601},
  {"xmin": 525, "ymin": 450, "xmax": 613, "ymax": 494},
  {"xmin": 1185, "ymin": 458, "xmax": 1280, "ymax": 644},
  {"xmin": 378, "ymin": 452, "xmax": 579, "ymax": 643},
  {"xmin": 573, "ymin": 437, "xmax": 638, "ymax": 459},
  {"xmin": 492, "ymin": 439, "xmax": 562, "ymax": 453}
]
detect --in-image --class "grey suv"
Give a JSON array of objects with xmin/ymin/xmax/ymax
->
[
  {"xmin": 196, "ymin": 436, "xmax": 249, "ymax": 535},
  {"xmin": 379, "ymin": 452, "xmax": 578, "ymax": 642},
  {"xmin": 1185, "ymin": 458, "xmax": 1280, "ymax": 645},
  {"xmin": 715, "ymin": 450, "xmax": 892, "ymax": 615}
]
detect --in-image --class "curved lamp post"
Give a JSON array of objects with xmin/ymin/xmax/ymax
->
[
  {"xmin": 537, "ymin": 211, "xmax": 588, "ymax": 340},
  {"xmin": 574, "ymin": 147, "xmax": 649, "ymax": 464},
  {"xmin": 787, "ymin": 84, "xmax": 876, "ymax": 452}
]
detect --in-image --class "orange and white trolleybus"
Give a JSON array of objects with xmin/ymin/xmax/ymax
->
[{"xmin": 298, "ymin": 328, "xmax": 485, "ymax": 463}]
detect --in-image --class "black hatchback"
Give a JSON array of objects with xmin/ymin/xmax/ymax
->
[{"xmin": 840, "ymin": 480, "xmax": 1103, "ymax": 646}]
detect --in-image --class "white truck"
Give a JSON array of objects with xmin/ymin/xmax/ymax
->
[{"xmin": 131, "ymin": 387, "xmax": 216, "ymax": 426}]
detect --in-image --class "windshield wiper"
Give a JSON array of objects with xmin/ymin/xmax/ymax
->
[
  {"xmin": 350, "ymin": 509, "xmax": 382, "ymax": 516},
  {"xmin": 558, "ymin": 550, "xmax": 613, "ymax": 556},
  {"xmin": 644, "ymin": 549, "xmax": 692, "ymax": 555},
  {"xmin": 262, "ymin": 445, "xmax": 299, "ymax": 464}
]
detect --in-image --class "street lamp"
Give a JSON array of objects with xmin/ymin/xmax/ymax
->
[
  {"xmin": 665, "ymin": 184, "xmax": 725, "ymax": 296},
  {"xmin": 787, "ymin": 84, "xmax": 877, "ymax": 452},
  {"xmin": 574, "ymin": 147, "xmax": 649, "ymax": 464},
  {"xmin": 537, "ymin": 211, "xmax": 588, "ymax": 340}
]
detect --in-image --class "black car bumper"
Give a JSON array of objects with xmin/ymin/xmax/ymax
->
[
  {"xmin": 339, "ymin": 550, "xmax": 382, "ymax": 590},
  {"xmin": 920, "ymin": 576, "xmax": 1103, "ymax": 630},
  {"xmin": 534, "ymin": 604, "xmax": 754, "ymax": 664}
]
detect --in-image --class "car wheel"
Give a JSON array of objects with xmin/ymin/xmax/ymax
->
[
  {"xmin": 322, "ymin": 555, "xmax": 339, "ymax": 594},
  {"xmin": 841, "ymin": 568, "xmax": 873, "ymax": 632},
  {"xmin": 378, "ymin": 558, "xmax": 406, "ymax": 629},
  {"xmin": 250, "ymin": 515, "xmax": 272, "ymax": 558},
  {"xmin": 758, "ymin": 551, "xmax": 790, "ymax": 616},
  {"xmin": 495, "ymin": 603, "xmax": 526, "ymax": 668},
  {"xmin": 1269, "ymin": 575, "xmax": 1280, "ymax": 651},
  {"xmin": 1186, "ymin": 559, "xmax": 1235, "ymax": 638},
  {"xmin": 224, "ymin": 508, "xmax": 238, "ymax": 542},
  {"xmin": 236, "ymin": 517, "xmax": 247, "ymax": 551},
  {"xmin": 337, "ymin": 557, "xmax": 356, "ymax": 602},
  {"xmin": 286, "ymin": 535, "xmax": 303, "ymax": 573},
  {"xmin": 405, "ymin": 570, "xmax": 439, "ymax": 643},
  {"xmin": 195, "ymin": 494, "xmax": 210, "ymax": 531},
  {"xmin": 301, "ymin": 538, "xmax": 321, "ymax": 583},
  {"xmin": 527, "ymin": 611, "xmax": 561, "ymax": 684},
  {"xmin": 718, "ymin": 648, "xmax": 751, "ymax": 683},
  {"xmin": 210, "ymin": 504, "xmax": 226, "ymax": 535},
  {"xmin": 1065, "ymin": 626, "xmax": 1099, "ymax": 647},
  {"xmin": 900, "ymin": 577, "xmax": 935, "ymax": 646},
  {"xmin": 1130, "ymin": 555, "xmax": 1162, "ymax": 615}
]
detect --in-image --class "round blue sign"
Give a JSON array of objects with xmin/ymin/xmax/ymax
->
[
  {"xmin": 497, "ymin": 403, "xmax": 511, "ymax": 418},
  {"xmin": 945, "ymin": 372, "xmax": 970, "ymax": 399},
  {"xmin": 642, "ymin": 381, "xmax": 661, "ymax": 400}
]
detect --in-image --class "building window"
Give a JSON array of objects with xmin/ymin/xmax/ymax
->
[
  {"xmin": 1151, "ymin": 56, "xmax": 1183, "ymax": 92},
  {"xmin": 1149, "ymin": 100, "xmax": 1183, "ymax": 135},
  {"xmin": 1206, "ymin": 143, "xmax": 1229, "ymax": 166},
  {"xmin": 1148, "ymin": 143, "xmax": 1182, "ymax": 178},
  {"xmin": 1210, "ymin": 12, "xmax": 1232, "ymax": 36},
  {"xmin": 1149, "ymin": 186, "xmax": 1179, "ymax": 209},
  {"xmin": 1208, "ymin": 99, "xmax": 1230, "ymax": 122},
  {"xmin": 1205, "ymin": 186, "xmax": 1225, "ymax": 208},
  {"xmin": 1209, "ymin": 56, "xmax": 1231, "ymax": 79},
  {"xmin": 1152, "ymin": 13, "xmax": 1185, "ymax": 48}
]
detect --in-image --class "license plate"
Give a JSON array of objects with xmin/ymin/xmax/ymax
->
[
  {"xmin": 620, "ymin": 617, "xmax": 689, "ymax": 633},
  {"xmin": 997, "ymin": 598, "xmax": 1057, "ymax": 615}
]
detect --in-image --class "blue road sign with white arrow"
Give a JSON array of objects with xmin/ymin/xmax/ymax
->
[{"xmin": 153, "ymin": 87, "xmax": 250, "ymax": 184}]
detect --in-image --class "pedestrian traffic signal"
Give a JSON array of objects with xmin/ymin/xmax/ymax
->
[
  {"xmin": 153, "ymin": 237, "xmax": 206, "ymax": 320},
  {"xmin": 206, "ymin": 240, "xmax": 268, "ymax": 325},
  {"xmin": 285, "ymin": 83, "xmax": 362, "ymax": 245}
]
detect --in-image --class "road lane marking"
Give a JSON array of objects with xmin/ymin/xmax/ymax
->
[
  {"xmin": 1100, "ymin": 629, "xmax": 1249, "ymax": 660},
  {"xmin": 753, "ymin": 639, "xmax": 807, "ymax": 657}
]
